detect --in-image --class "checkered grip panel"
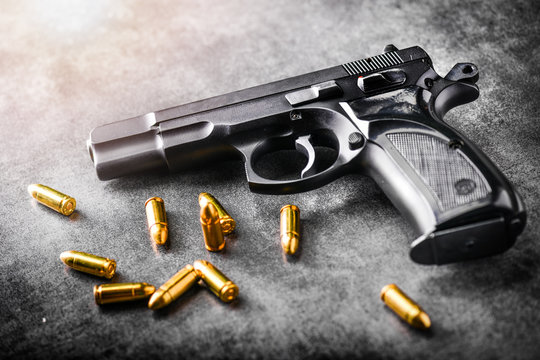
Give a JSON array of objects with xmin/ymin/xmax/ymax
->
[{"xmin": 387, "ymin": 132, "xmax": 491, "ymax": 211}]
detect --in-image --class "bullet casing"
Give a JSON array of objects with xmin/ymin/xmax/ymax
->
[
  {"xmin": 200, "ymin": 202, "xmax": 225, "ymax": 252},
  {"xmin": 60, "ymin": 250, "xmax": 116, "ymax": 279},
  {"xmin": 280, "ymin": 205, "xmax": 300, "ymax": 255},
  {"xmin": 193, "ymin": 260, "xmax": 238, "ymax": 303},
  {"xmin": 148, "ymin": 265, "xmax": 199, "ymax": 310},
  {"xmin": 380, "ymin": 284, "xmax": 431, "ymax": 329},
  {"xmin": 28, "ymin": 184, "xmax": 76, "ymax": 216},
  {"xmin": 145, "ymin": 197, "xmax": 168, "ymax": 245},
  {"xmin": 94, "ymin": 282, "xmax": 155, "ymax": 305},
  {"xmin": 198, "ymin": 193, "xmax": 236, "ymax": 234}
]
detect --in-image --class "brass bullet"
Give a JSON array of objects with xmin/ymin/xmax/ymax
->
[
  {"xmin": 200, "ymin": 202, "xmax": 225, "ymax": 252},
  {"xmin": 94, "ymin": 282, "xmax": 155, "ymax": 305},
  {"xmin": 60, "ymin": 250, "xmax": 116, "ymax": 279},
  {"xmin": 193, "ymin": 260, "xmax": 238, "ymax": 303},
  {"xmin": 280, "ymin": 205, "xmax": 300, "ymax": 255},
  {"xmin": 380, "ymin": 284, "xmax": 431, "ymax": 330},
  {"xmin": 198, "ymin": 193, "xmax": 236, "ymax": 234},
  {"xmin": 148, "ymin": 265, "xmax": 199, "ymax": 310},
  {"xmin": 145, "ymin": 197, "xmax": 168, "ymax": 245},
  {"xmin": 28, "ymin": 184, "xmax": 76, "ymax": 216}
]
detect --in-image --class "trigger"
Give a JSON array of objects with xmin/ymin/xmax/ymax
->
[{"xmin": 295, "ymin": 135, "xmax": 317, "ymax": 178}]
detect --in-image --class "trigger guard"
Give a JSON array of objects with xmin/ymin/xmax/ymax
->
[
  {"xmin": 239, "ymin": 106, "xmax": 366, "ymax": 194},
  {"xmin": 244, "ymin": 161, "xmax": 347, "ymax": 195},
  {"xmin": 241, "ymin": 138, "xmax": 350, "ymax": 195}
]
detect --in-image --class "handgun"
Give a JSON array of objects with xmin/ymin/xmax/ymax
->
[{"xmin": 87, "ymin": 45, "xmax": 526, "ymax": 265}]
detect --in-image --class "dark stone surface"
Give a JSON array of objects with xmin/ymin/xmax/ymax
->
[{"xmin": 1, "ymin": 0, "xmax": 539, "ymax": 359}]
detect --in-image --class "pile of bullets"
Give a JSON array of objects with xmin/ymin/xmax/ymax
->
[
  {"xmin": 29, "ymin": 184, "xmax": 240, "ymax": 310},
  {"xmin": 30, "ymin": 183, "xmax": 431, "ymax": 328},
  {"xmin": 58, "ymin": 250, "xmax": 238, "ymax": 308}
]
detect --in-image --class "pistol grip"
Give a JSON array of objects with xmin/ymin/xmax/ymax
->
[
  {"xmin": 342, "ymin": 61, "xmax": 526, "ymax": 265},
  {"xmin": 359, "ymin": 120, "xmax": 525, "ymax": 264}
]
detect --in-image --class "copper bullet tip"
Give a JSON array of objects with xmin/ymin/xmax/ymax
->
[
  {"xmin": 27, "ymin": 184, "xmax": 38, "ymax": 197},
  {"xmin": 148, "ymin": 265, "xmax": 199, "ymax": 310},
  {"xmin": 281, "ymin": 234, "xmax": 299, "ymax": 255},
  {"xmin": 143, "ymin": 284, "xmax": 157, "ymax": 297},
  {"xmin": 380, "ymin": 284, "xmax": 396, "ymax": 300},
  {"xmin": 150, "ymin": 224, "xmax": 168, "ymax": 245},
  {"xmin": 59, "ymin": 251, "xmax": 73, "ymax": 266},
  {"xmin": 414, "ymin": 312, "xmax": 431, "ymax": 329},
  {"xmin": 200, "ymin": 202, "xmax": 219, "ymax": 224},
  {"xmin": 148, "ymin": 290, "xmax": 167, "ymax": 310}
]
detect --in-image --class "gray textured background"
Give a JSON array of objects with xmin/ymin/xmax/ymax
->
[{"xmin": 1, "ymin": 0, "xmax": 539, "ymax": 359}]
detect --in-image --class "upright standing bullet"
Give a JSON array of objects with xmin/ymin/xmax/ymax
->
[
  {"xmin": 28, "ymin": 184, "xmax": 76, "ymax": 216},
  {"xmin": 148, "ymin": 265, "xmax": 199, "ymax": 310},
  {"xmin": 280, "ymin": 205, "xmax": 300, "ymax": 255},
  {"xmin": 200, "ymin": 202, "xmax": 225, "ymax": 252},
  {"xmin": 193, "ymin": 260, "xmax": 238, "ymax": 303},
  {"xmin": 145, "ymin": 197, "xmax": 168, "ymax": 245},
  {"xmin": 198, "ymin": 193, "xmax": 236, "ymax": 234},
  {"xmin": 380, "ymin": 284, "xmax": 431, "ymax": 330},
  {"xmin": 60, "ymin": 250, "xmax": 116, "ymax": 279},
  {"xmin": 94, "ymin": 282, "xmax": 156, "ymax": 305}
]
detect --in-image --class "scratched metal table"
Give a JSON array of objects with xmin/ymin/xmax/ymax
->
[{"xmin": 1, "ymin": 1, "xmax": 539, "ymax": 359}]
